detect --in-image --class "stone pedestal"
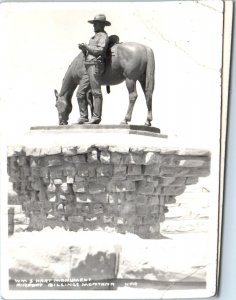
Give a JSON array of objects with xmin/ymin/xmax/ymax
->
[{"xmin": 7, "ymin": 126, "xmax": 210, "ymax": 238}]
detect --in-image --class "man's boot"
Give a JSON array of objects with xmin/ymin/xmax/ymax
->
[
  {"xmin": 77, "ymin": 96, "xmax": 89, "ymax": 124},
  {"xmin": 87, "ymin": 96, "xmax": 102, "ymax": 124}
]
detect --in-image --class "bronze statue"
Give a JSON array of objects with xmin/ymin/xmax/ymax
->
[
  {"xmin": 78, "ymin": 14, "xmax": 110, "ymax": 124},
  {"xmin": 55, "ymin": 14, "xmax": 155, "ymax": 126}
]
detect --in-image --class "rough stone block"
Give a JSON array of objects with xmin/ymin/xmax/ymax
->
[
  {"xmin": 165, "ymin": 196, "xmax": 176, "ymax": 204},
  {"xmin": 108, "ymin": 193, "xmax": 125, "ymax": 204},
  {"xmin": 120, "ymin": 202, "xmax": 136, "ymax": 214},
  {"xmin": 125, "ymin": 193, "xmax": 148, "ymax": 204},
  {"xmin": 177, "ymin": 149, "xmax": 210, "ymax": 156},
  {"xmin": 159, "ymin": 177, "xmax": 176, "ymax": 186},
  {"xmin": 70, "ymin": 154, "xmax": 86, "ymax": 163},
  {"xmin": 100, "ymin": 151, "xmax": 111, "ymax": 164},
  {"xmin": 66, "ymin": 176, "xmax": 74, "ymax": 184},
  {"xmin": 68, "ymin": 216, "xmax": 84, "ymax": 223},
  {"xmin": 49, "ymin": 195, "xmax": 56, "ymax": 203},
  {"xmin": 144, "ymin": 152, "xmax": 161, "ymax": 165},
  {"xmin": 177, "ymin": 157, "xmax": 210, "ymax": 167},
  {"xmin": 17, "ymin": 156, "xmax": 27, "ymax": 166},
  {"xmin": 148, "ymin": 196, "xmax": 160, "ymax": 205},
  {"xmin": 143, "ymin": 164, "xmax": 160, "ymax": 175},
  {"xmin": 41, "ymin": 146, "xmax": 62, "ymax": 156},
  {"xmin": 96, "ymin": 165, "xmax": 113, "ymax": 177},
  {"xmin": 107, "ymin": 180, "xmax": 136, "ymax": 193},
  {"xmin": 136, "ymin": 205, "xmax": 149, "ymax": 216},
  {"xmin": 109, "ymin": 145, "xmax": 130, "ymax": 153},
  {"xmin": 160, "ymin": 167, "xmax": 190, "ymax": 177},
  {"xmin": 25, "ymin": 147, "xmax": 41, "ymax": 157},
  {"xmin": 127, "ymin": 175, "xmax": 144, "ymax": 181},
  {"xmin": 146, "ymin": 176, "xmax": 160, "ymax": 183},
  {"xmin": 62, "ymin": 146, "xmax": 77, "ymax": 156},
  {"xmin": 76, "ymin": 145, "xmax": 92, "ymax": 154},
  {"xmin": 31, "ymin": 180, "xmax": 42, "ymax": 192},
  {"xmin": 92, "ymin": 193, "xmax": 109, "ymax": 203},
  {"xmin": 74, "ymin": 175, "xmax": 85, "ymax": 183},
  {"xmin": 63, "ymin": 166, "xmax": 76, "ymax": 177},
  {"xmin": 127, "ymin": 165, "xmax": 142, "ymax": 175},
  {"xmin": 49, "ymin": 167, "xmax": 64, "ymax": 180},
  {"xmin": 77, "ymin": 164, "xmax": 95, "ymax": 177},
  {"xmin": 92, "ymin": 203, "xmax": 104, "ymax": 215},
  {"xmin": 76, "ymin": 193, "xmax": 92, "ymax": 203},
  {"xmin": 103, "ymin": 215, "xmax": 113, "ymax": 224},
  {"xmin": 150, "ymin": 204, "xmax": 160, "ymax": 214},
  {"xmin": 9, "ymin": 170, "xmax": 20, "ymax": 182},
  {"xmin": 87, "ymin": 149, "xmax": 98, "ymax": 163},
  {"xmin": 137, "ymin": 181, "xmax": 156, "ymax": 195},
  {"xmin": 159, "ymin": 148, "xmax": 178, "ymax": 155},
  {"xmin": 67, "ymin": 222, "xmax": 83, "ymax": 231},
  {"xmin": 39, "ymin": 167, "xmax": 49, "ymax": 178},
  {"xmin": 53, "ymin": 178, "xmax": 63, "ymax": 185},
  {"xmin": 162, "ymin": 155, "xmax": 176, "ymax": 166},
  {"xmin": 31, "ymin": 167, "xmax": 41, "ymax": 178},
  {"xmin": 113, "ymin": 165, "xmax": 127, "ymax": 175},
  {"xmin": 172, "ymin": 177, "xmax": 186, "ymax": 186},
  {"xmin": 44, "ymin": 156, "xmax": 63, "ymax": 167},
  {"xmin": 73, "ymin": 182, "xmax": 87, "ymax": 193},
  {"xmin": 124, "ymin": 152, "xmax": 143, "ymax": 165},
  {"xmin": 107, "ymin": 204, "xmax": 119, "ymax": 215},
  {"xmin": 47, "ymin": 183, "xmax": 56, "ymax": 193},
  {"xmin": 110, "ymin": 152, "xmax": 123, "ymax": 164},
  {"xmin": 8, "ymin": 156, "xmax": 18, "ymax": 170},
  {"xmin": 161, "ymin": 186, "xmax": 185, "ymax": 196},
  {"xmin": 65, "ymin": 204, "xmax": 77, "ymax": 216},
  {"xmin": 187, "ymin": 168, "xmax": 210, "ymax": 177},
  {"xmin": 186, "ymin": 177, "xmax": 199, "ymax": 185},
  {"xmin": 96, "ymin": 177, "xmax": 110, "ymax": 186},
  {"xmin": 89, "ymin": 183, "xmax": 106, "ymax": 194}
]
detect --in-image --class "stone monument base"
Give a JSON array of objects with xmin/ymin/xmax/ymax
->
[{"xmin": 7, "ymin": 126, "xmax": 210, "ymax": 238}]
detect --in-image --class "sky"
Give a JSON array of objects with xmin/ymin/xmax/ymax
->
[{"xmin": 0, "ymin": 1, "xmax": 224, "ymax": 149}]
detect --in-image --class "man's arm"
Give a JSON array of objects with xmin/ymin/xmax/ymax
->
[{"xmin": 79, "ymin": 33, "xmax": 109, "ymax": 57}]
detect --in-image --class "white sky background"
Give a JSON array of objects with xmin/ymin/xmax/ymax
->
[{"xmin": 0, "ymin": 1, "xmax": 224, "ymax": 149}]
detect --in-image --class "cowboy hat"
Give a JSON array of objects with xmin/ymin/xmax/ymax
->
[{"xmin": 88, "ymin": 14, "xmax": 111, "ymax": 26}]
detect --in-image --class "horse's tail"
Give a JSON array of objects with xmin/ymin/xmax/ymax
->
[{"xmin": 145, "ymin": 47, "xmax": 155, "ymax": 98}]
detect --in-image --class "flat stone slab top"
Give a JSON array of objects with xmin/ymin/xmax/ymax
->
[
  {"xmin": 8, "ymin": 126, "xmax": 210, "ymax": 157},
  {"xmin": 30, "ymin": 125, "xmax": 165, "ymax": 138}
]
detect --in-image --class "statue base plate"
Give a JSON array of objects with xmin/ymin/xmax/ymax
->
[{"xmin": 30, "ymin": 124, "xmax": 167, "ymax": 138}]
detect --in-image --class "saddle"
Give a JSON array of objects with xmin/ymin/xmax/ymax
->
[
  {"xmin": 106, "ymin": 35, "xmax": 120, "ymax": 56},
  {"xmin": 104, "ymin": 35, "xmax": 120, "ymax": 94}
]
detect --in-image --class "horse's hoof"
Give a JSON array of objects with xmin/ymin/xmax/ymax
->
[
  {"xmin": 120, "ymin": 120, "xmax": 128, "ymax": 125},
  {"xmin": 144, "ymin": 121, "xmax": 151, "ymax": 127},
  {"xmin": 59, "ymin": 121, "xmax": 68, "ymax": 125}
]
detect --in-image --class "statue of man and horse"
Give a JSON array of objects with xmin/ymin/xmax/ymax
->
[{"xmin": 54, "ymin": 14, "xmax": 155, "ymax": 126}]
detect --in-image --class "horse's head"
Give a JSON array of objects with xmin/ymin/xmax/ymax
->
[{"xmin": 54, "ymin": 89, "xmax": 69, "ymax": 125}]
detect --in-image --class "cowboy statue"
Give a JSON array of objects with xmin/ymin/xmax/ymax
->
[{"xmin": 77, "ymin": 14, "xmax": 111, "ymax": 124}]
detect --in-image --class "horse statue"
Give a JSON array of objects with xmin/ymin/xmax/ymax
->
[{"xmin": 54, "ymin": 39, "xmax": 155, "ymax": 126}]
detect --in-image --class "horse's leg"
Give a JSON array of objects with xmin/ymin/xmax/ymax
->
[
  {"xmin": 121, "ymin": 78, "xmax": 137, "ymax": 125},
  {"xmin": 139, "ymin": 76, "xmax": 153, "ymax": 126}
]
